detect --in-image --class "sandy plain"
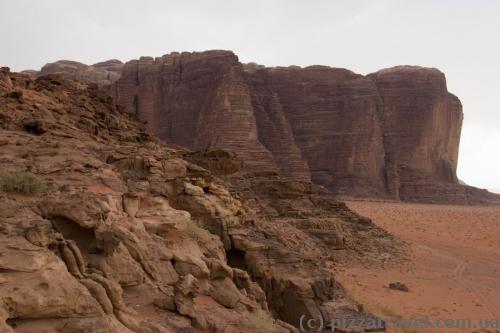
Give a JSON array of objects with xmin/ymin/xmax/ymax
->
[{"xmin": 338, "ymin": 201, "xmax": 500, "ymax": 333}]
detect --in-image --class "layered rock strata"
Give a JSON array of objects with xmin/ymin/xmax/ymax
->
[
  {"xmin": 30, "ymin": 51, "xmax": 500, "ymax": 204},
  {"xmin": 107, "ymin": 51, "xmax": 468, "ymax": 203}
]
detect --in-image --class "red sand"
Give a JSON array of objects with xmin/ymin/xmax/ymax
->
[{"xmin": 338, "ymin": 202, "xmax": 500, "ymax": 333}]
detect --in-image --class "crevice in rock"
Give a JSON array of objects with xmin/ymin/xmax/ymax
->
[
  {"xmin": 226, "ymin": 248, "xmax": 248, "ymax": 271},
  {"xmin": 133, "ymin": 95, "xmax": 139, "ymax": 117},
  {"xmin": 6, "ymin": 318, "xmax": 18, "ymax": 328},
  {"xmin": 50, "ymin": 216, "xmax": 99, "ymax": 254},
  {"xmin": 369, "ymin": 75, "xmax": 399, "ymax": 200}
]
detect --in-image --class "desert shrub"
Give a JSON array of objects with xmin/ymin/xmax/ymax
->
[{"xmin": 0, "ymin": 171, "xmax": 46, "ymax": 194}]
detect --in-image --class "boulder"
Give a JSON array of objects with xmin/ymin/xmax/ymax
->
[
  {"xmin": 210, "ymin": 278, "xmax": 241, "ymax": 309},
  {"xmin": 205, "ymin": 258, "xmax": 233, "ymax": 279}
]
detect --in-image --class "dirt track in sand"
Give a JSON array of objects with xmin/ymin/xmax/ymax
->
[{"xmin": 338, "ymin": 202, "xmax": 500, "ymax": 333}]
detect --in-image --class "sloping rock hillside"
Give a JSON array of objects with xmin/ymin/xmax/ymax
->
[{"xmin": 0, "ymin": 68, "xmax": 404, "ymax": 332}]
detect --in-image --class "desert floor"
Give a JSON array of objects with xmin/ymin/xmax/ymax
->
[{"xmin": 338, "ymin": 201, "xmax": 500, "ymax": 333}]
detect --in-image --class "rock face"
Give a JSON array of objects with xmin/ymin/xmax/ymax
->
[
  {"xmin": 103, "ymin": 51, "xmax": 467, "ymax": 203},
  {"xmin": 368, "ymin": 67, "xmax": 464, "ymax": 202},
  {"xmin": 244, "ymin": 65, "xmax": 387, "ymax": 198},
  {"xmin": 0, "ymin": 68, "xmax": 402, "ymax": 332},
  {"xmin": 108, "ymin": 51, "xmax": 291, "ymax": 178}
]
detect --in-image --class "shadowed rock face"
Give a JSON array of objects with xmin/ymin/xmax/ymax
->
[
  {"xmin": 32, "ymin": 50, "xmax": 494, "ymax": 203},
  {"xmin": 103, "ymin": 50, "xmax": 464, "ymax": 202}
]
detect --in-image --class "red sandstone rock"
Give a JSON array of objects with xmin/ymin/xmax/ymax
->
[
  {"xmin": 32, "ymin": 51, "xmax": 498, "ymax": 203},
  {"xmin": 110, "ymin": 51, "xmax": 285, "ymax": 177},
  {"xmin": 369, "ymin": 66, "xmax": 465, "ymax": 202},
  {"xmin": 107, "ymin": 51, "xmax": 468, "ymax": 202},
  {"xmin": 246, "ymin": 65, "xmax": 387, "ymax": 197}
]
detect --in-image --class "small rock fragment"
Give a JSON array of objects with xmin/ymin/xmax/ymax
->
[{"xmin": 388, "ymin": 282, "xmax": 409, "ymax": 292}]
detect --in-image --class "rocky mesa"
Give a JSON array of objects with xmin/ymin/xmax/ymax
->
[
  {"xmin": 108, "ymin": 50, "xmax": 466, "ymax": 203},
  {"xmin": 29, "ymin": 51, "xmax": 500, "ymax": 204}
]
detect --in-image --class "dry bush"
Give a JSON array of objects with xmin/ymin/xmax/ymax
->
[{"xmin": 0, "ymin": 171, "xmax": 46, "ymax": 194}]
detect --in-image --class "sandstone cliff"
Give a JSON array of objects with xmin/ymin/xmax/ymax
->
[
  {"xmin": 109, "ymin": 52, "xmax": 292, "ymax": 178},
  {"xmin": 107, "ymin": 51, "xmax": 470, "ymax": 202},
  {"xmin": 0, "ymin": 68, "xmax": 402, "ymax": 332},
  {"xmin": 30, "ymin": 51, "xmax": 499, "ymax": 204},
  {"xmin": 368, "ymin": 66, "xmax": 464, "ymax": 202}
]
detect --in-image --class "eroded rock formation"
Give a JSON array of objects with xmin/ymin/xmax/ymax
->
[
  {"xmin": 28, "ymin": 51, "xmax": 499, "ymax": 204},
  {"xmin": 105, "ymin": 51, "xmax": 471, "ymax": 203},
  {"xmin": 29, "ymin": 51, "xmax": 498, "ymax": 203},
  {"xmin": 0, "ymin": 68, "xmax": 403, "ymax": 332},
  {"xmin": 24, "ymin": 59, "xmax": 123, "ymax": 87}
]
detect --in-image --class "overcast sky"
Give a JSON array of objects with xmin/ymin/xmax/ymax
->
[{"xmin": 1, "ymin": 0, "xmax": 498, "ymax": 191}]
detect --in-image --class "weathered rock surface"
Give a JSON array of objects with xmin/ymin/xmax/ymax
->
[
  {"xmin": 107, "ymin": 51, "xmax": 496, "ymax": 203},
  {"xmin": 244, "ymin": 65, "xmax": 387, "ymax": 198},
  {"xmin": 110, "ymin": 51, "xmax": 285, "ymax": 178},
  {"xmin": 24, "ymin": 59, "xmax": 123, "ymax": 87},
  {"xmin": 0, "ymin": 69, "xmax": 401, "ymax": 332},
  {"xmin": 368, "ymin": 66, "xmax": 465, "ymax": 202},
  {"xmin": 32, "ymin": 51, "xmax": 500, "ymax": 204}
]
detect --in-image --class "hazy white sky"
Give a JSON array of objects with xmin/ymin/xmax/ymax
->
[{"xmin": 1, "ymin": 0, "xmax": 498, "ymax": 191}]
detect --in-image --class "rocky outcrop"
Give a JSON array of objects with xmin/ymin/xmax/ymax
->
[
  {"xmin": 24, "ymin": 59, "xmax": 123, "ymax": 87},
  {"xmin": 0, "ymin": 69, "xmax": 402, "ymax": 332}
]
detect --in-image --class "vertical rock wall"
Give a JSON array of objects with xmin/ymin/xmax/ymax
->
[
  {"xmin": 369, "ymin": 66, "xmax": 465, "ymax": 202},
  {"xmin": 104, "ymin": 51, "xmax": 465, "ymax": 202}
]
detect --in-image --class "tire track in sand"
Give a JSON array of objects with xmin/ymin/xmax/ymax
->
[{"xmin": 418, "ymin": 244, "xmax": 500, "ymax": 318}]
